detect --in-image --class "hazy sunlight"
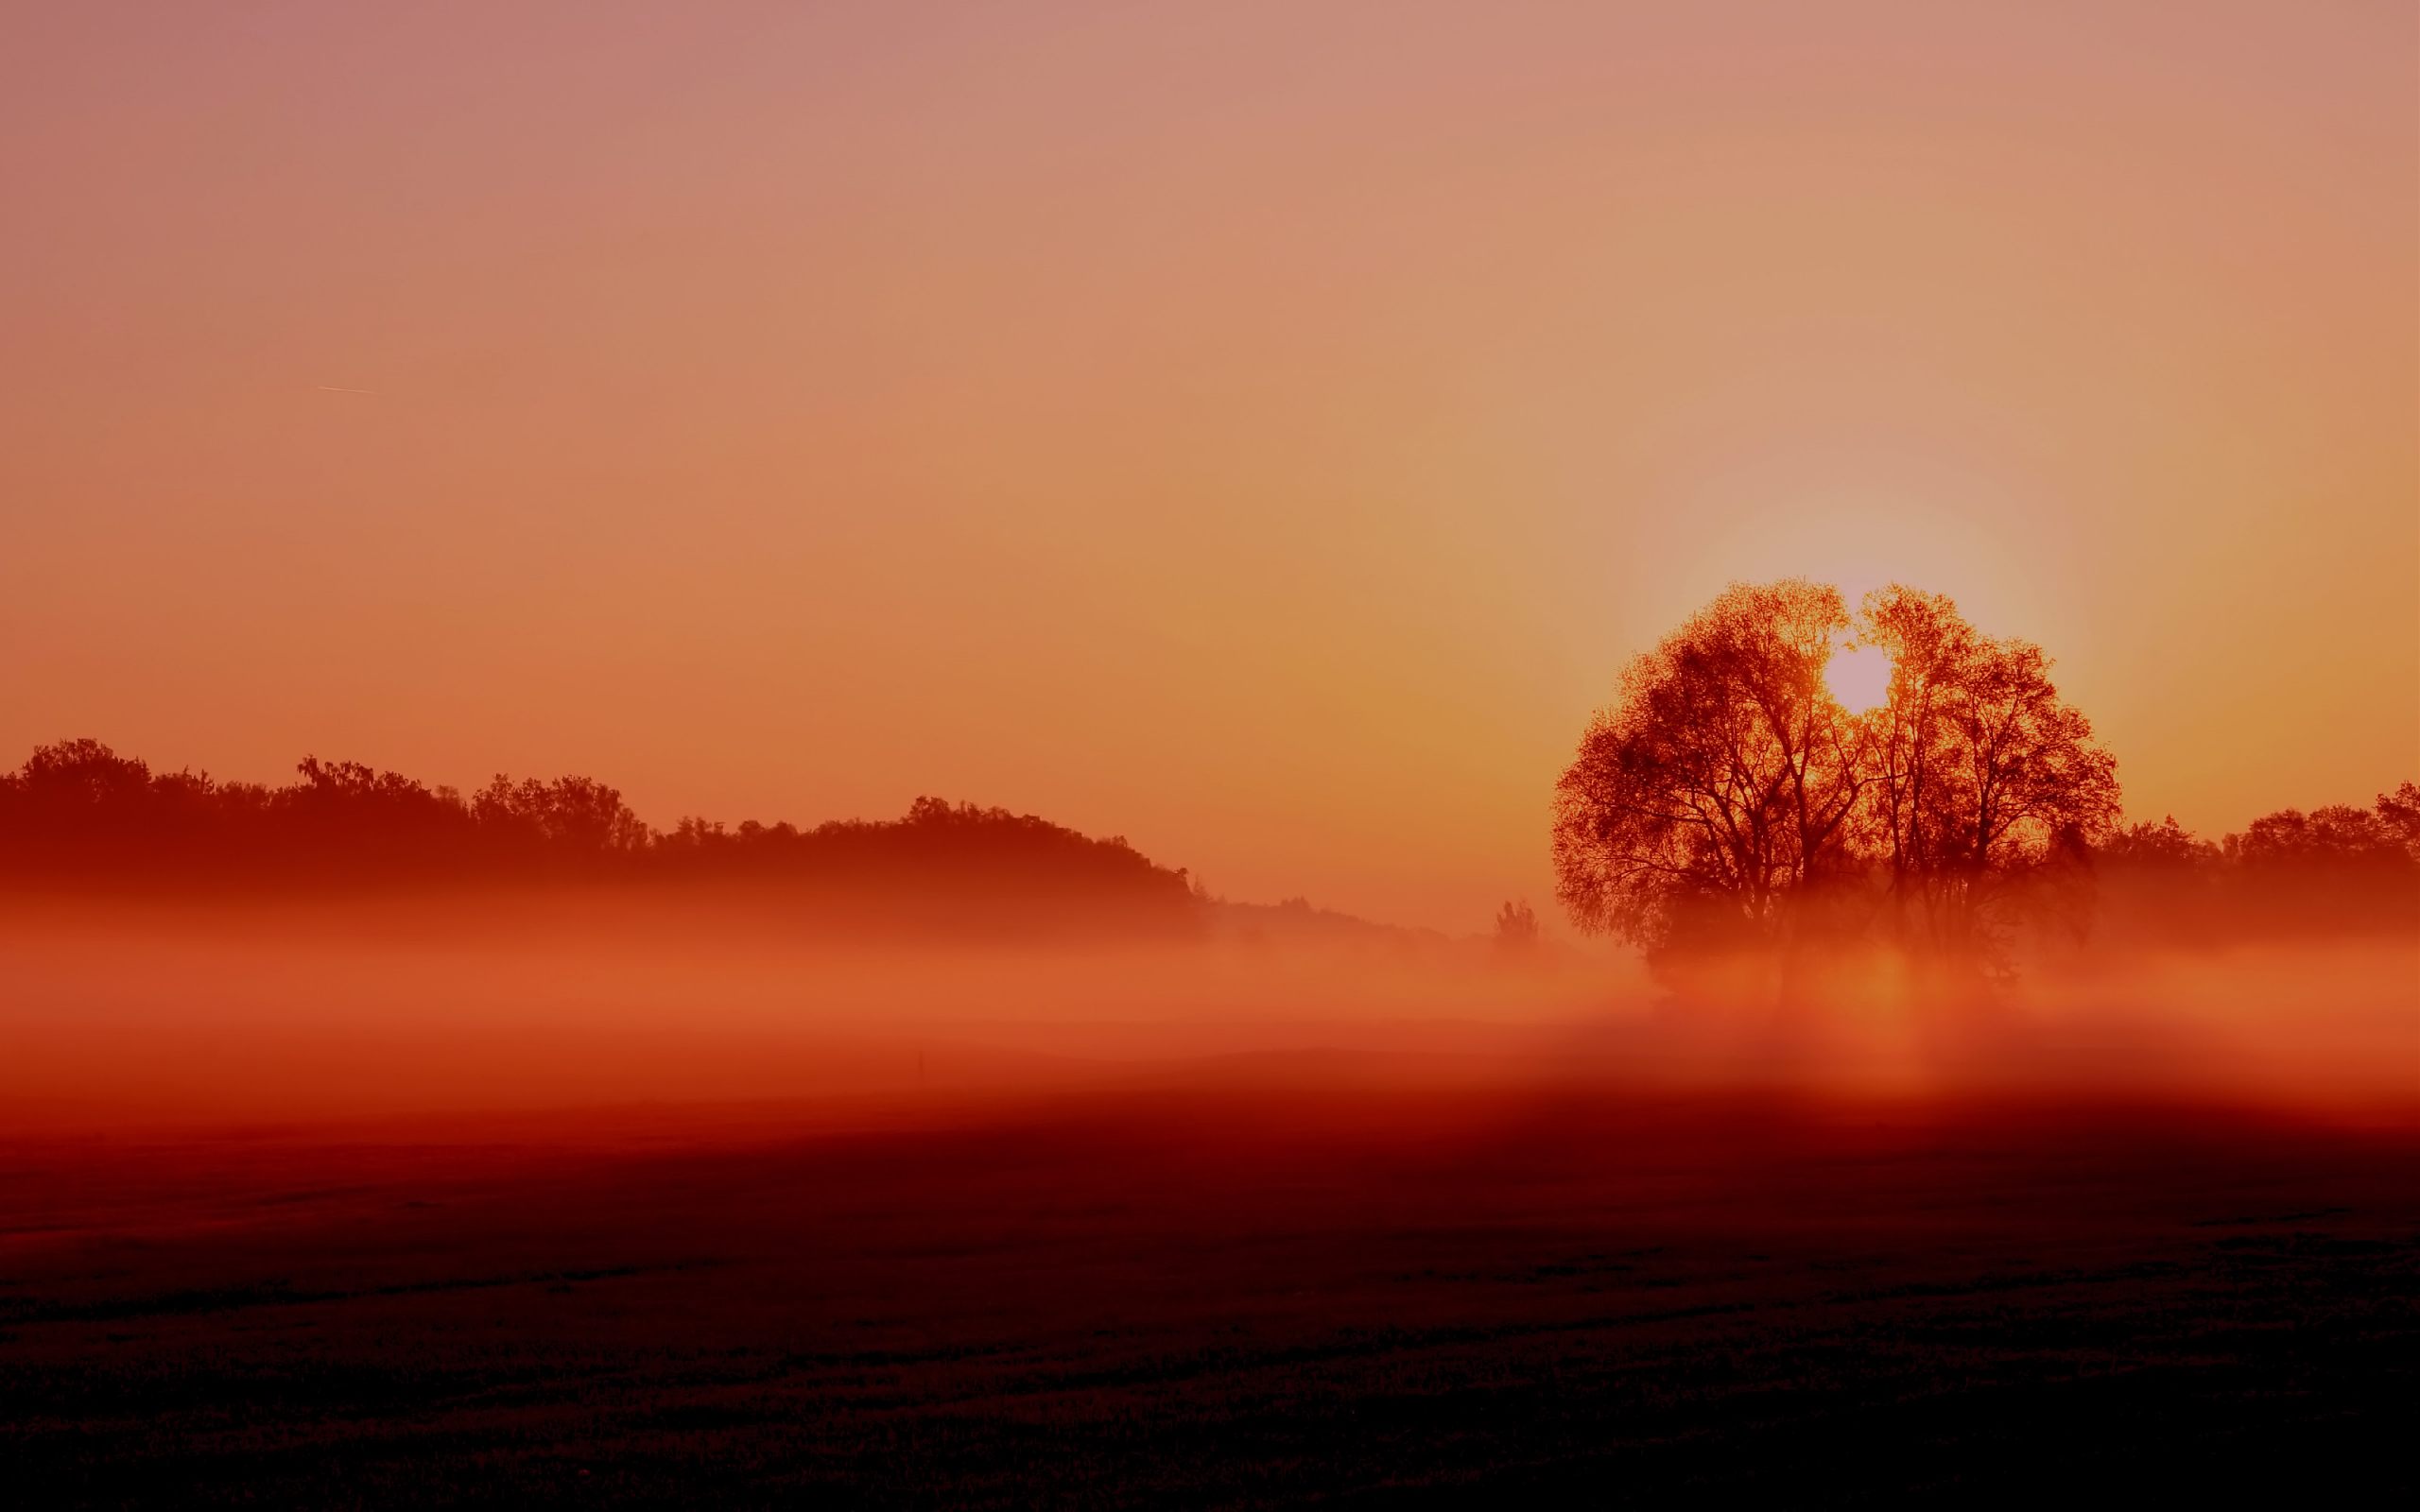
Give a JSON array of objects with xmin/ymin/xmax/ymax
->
[{"xmin": 1825, "ymin": 644, "xmax": 1894, "ymax": 714}]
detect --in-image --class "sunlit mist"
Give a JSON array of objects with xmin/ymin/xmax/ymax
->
[{"xmin": 1, "ymin": 5, "xmax": 2411, "ymax": 1498}]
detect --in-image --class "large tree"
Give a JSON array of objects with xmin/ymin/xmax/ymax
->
[
  {"xmin": 1550, "ymin": 580, "xmax": 1865, "ymax": 954},
  {"xmin": 1552, "ymin": 580, "xmax": 2118, "ymax": 966},
  {"xmin": 1856, "ymin": 586, "xmax": 2119, "ymax": 955}
]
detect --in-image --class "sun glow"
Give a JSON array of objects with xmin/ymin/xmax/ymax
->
[{"xmin": 1825, "ymin": 644, "xmax": 1893, "ymax": 714}]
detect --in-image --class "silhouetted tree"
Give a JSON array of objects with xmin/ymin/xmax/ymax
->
[
  {"xmin": 473, "ymin": 774, "xmax": 648, "ymax": 857},
  {"xmin": 1553, "ymin": 580, "xmax": 2117, "ymax": 970},
  {"xmin": 2377, "ymin": 782, "xmax": 2420, "ymax": 859},
  {"xmin": 20, "ymin": 738, "xmax": 153, "ymax": 807},
  {"xmin": 1551, "ymin": 580, "xmax": 1864, "ymax": 957},
  {"xmin": 276, "ymin": 756, "xmax": 474, "ymax": 874},
  {"xmin": 2091, "ymin": 787, "xmax": 2420, "ymax": 942},
  {"xmin": 0, "ymin": 739, "xmax": 202, "ymax": 877},
  {"xmin": 2230, "ymin": 803, "xmax": 2411, "ymax": 871},
  {"xmin": 1856, "ymin": 586, "xmax": 2119, "ymax": 956},
  {"xmin": 2100, "ymin": 816, "xmax": 2221, "ymax": 870},
  {"xmin": 1494, "ymin": 899, "xmax": 1541, "ymax": 954}
]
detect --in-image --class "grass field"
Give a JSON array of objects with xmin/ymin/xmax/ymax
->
[{"xmin": 5, "ymin": 1069, "xmax": 2413, "ymax": 1505}]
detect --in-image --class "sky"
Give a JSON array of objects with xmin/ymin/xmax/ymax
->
[{"xmin": 3, "ymin": 1, "xmax": 2414, "ymax": 931}]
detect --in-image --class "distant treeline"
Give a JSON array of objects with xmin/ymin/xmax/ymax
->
[
  {"xmin": 2093, "ymin": 786, "xmax": 2420, "ymax": 942},
  {"xmin": 3, "ymin": 739, "xmax": 2412, "ymax": 948},
  {"xmin": 0, "ymin": 740, "xmax": 1198, "ymax": 936}
]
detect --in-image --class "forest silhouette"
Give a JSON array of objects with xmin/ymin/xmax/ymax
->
[
  {"xmin": 0, "ymin": 738, "xmax": 1196, "ymax": 938},
  {"xmin": 2, "ymin": 713, "xmax": 2412, "ymax": 955}
]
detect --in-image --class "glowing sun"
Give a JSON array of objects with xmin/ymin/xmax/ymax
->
[{"xmin": 1825, "ymin": 644, "xmax": 1893, "ymax": 714}]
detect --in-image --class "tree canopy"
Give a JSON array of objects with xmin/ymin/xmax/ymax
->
[{"xmin": 1552, "ymin": 580, "xmax": 2121, "ymax": 966}]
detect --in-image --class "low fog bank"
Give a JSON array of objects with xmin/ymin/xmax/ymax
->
[{"xmin": 2, "ymin": 896, "xmax": 2411, "ymax": 1138}]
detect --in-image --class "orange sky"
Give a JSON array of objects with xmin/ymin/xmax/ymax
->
[{"xmin": 3, "ymin": 2, "xmax": 2414, "ymax": 931}]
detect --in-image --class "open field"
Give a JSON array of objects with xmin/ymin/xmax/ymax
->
[
  {"xmin": 5, "ymin": 920, "xmax": 2412, "ymax": 1503},
  {"xmin": 5, "ymin": 1070, "xmax": 2414, "ymax": 1506}
]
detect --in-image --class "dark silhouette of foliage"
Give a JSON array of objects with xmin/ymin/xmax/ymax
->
[
  {"xmin": 1554, "ymin": 580, "xmax": 2124, "ymax": 971},
  {"xmin": 0, "ymin": 740, "xmax": 1196, "ymax": 937},
  {"xmin": 1856, "ymin": 585, "xmax": 2120, "ymax": 956},
  {"xmin": 2232, "ymin": 802, "xmax": 2413, "ymax": 870},
  {"xmin": 473, "ymin": 774, "xmax": 651, "ymax": 857},
  {"xmin": 1551, "ymin": 580, "xmax": 1864, "ymax": 957},
  {"xmin": 648, "ymin": 796, "xmax": 1194, "ymax": 935},
  {"xmin": 2100, "ymin": 816, "xmax": 2221, "ymax": 870},
  {"xmin": 2095, "ymin": 786, "xmax": 2420, "ymax": 941},
  {"xmin": 1493, "ymin": 899, "xmax": 1542, "ymax": 955},
  {"xmin": 2378, "ymin": 782, "xmax": 2420, "ymax": 855}
]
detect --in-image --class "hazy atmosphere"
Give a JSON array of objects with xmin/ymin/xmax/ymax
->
[
  {"xmin": 4, "ymin": 4, "xmax": 2414, "ymax": 1504},
  {"xmin": 6, "ymin": 1, "xmax": 2414, "ymax": 928}
]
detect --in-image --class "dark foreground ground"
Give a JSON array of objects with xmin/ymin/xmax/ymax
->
[{"xmin": 3, "ymin": 1077, "xmax": 2415, "ymax": 1506}]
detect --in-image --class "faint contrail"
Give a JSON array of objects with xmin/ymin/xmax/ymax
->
[{"xmin": 313, "ymin": 385, "xmax": 380, "ymax": 396}]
